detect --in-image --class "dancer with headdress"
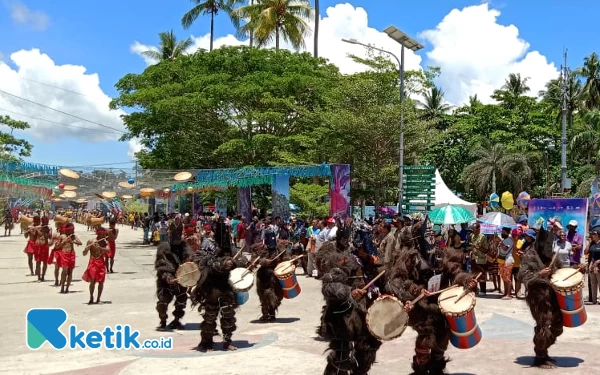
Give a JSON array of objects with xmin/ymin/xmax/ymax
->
[
  {"xmin": 316, "ymin": 228, "xmax": 384, "ymax": 375},
  {"xmin": 384, "ymin": 243, "xmax": 477, "ymax": 374},
  {"xmin": 192, "ymin": 217, "xmax": 247, "ymax": 351},
  {"xmin": 155, "ymin": 218, "xmax": 193, "ymax": 330},
  {"xmin": 83, "ymin": 227, "xmax": 110, "ymax": 304},
  {"xmin": 23, "ymin": 215, "xmax": 41, "ymax": 276},
  {"xmin": 518, "ymin": 226, "xmax": 587, "ymax": 368}
]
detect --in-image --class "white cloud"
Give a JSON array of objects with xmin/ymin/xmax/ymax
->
[
  {"xmin": 127, "ymin": 138, "xmax": 143, "ymax": 160},
  {"xmin": 419, "ymin": 3, "xmax": 559, "ymax": 105},
  {"xmin": 6, "ymin": 0, "xmax": 49, "ymax": 31},
  {"xmin": 0, "ymin": 49, "xmax": 127, "ymax": 143}
]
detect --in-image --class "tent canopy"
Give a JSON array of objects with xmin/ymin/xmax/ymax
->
[{"xmin": 433, "ymin": 169, "xmax": 477, "ymax": 216}]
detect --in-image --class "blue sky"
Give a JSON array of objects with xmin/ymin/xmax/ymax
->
[{"xmin": 0, "ymin": 0, "xmax": 598, "ymax": 168}]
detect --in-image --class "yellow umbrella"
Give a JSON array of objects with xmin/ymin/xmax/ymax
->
[{"xmin": 501, "ymin": 191, "xmax": 514, "ymax": 210}]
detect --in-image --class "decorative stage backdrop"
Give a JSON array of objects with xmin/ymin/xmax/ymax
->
[
  {"xmin": 329, "ymin": 164, "xmax": 351, "ymax": 218},
  {"xmin": 528, "ymin": 198, "xmax": 588, "ymax": 244},
  {"xmin": 272, "ymin": 174, "xmax": 290, "ymax": 220}
]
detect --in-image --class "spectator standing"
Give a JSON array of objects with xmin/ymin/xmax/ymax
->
[
  {"xmin": 566, "ymin": 220, "xmax": 584, "ymax": 267},
  {"xmin": 585, "ymin": 230, "xmax": 600, "ymax": 304}
]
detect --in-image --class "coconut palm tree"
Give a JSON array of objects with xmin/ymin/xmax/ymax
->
[
  {"xmin": 463, "ymin": 142, "xmax": 532, "ymax": 196},
  {"xmin": 141, "ymin": 30, "xmax": 193, "ymax": 62},
  {"xmin": 569, "ymin": 110, "xmax": 600, "ymax": 162},
  {"xmin": 492, "ymin": 73, "xmax": 530, "ymax": 108},
  {"xmin": 313, "ymin": 0, "xmax": 319, "ymax": 57},
  {"xmin": 232, "ymin": 0, "xmax": 313, "ymax": 51},
  {"xmin": 540, "ymin": 71, "xmax": 583, "ymax": 127},
  {"xmin": 181, "ymin": 0, "xmax": 243, "ymax": 51},
  {"xmin": 418, "ymin": 86, "xmax": 452, "ymax": 128},
  {"xmin": 577, "ymin": 52, "xmax": 600, "ymax": 110}
]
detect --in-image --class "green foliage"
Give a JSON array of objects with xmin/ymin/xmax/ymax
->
[
  {"xmin": 124, "ymin": 199, "xmax": 147, "ymax": 214},
  {"xmin": 290, "ymin": 183, "xmax": 328, "ymax": 218},
  {"xmin": 0, "ymin": 115, "xmax": 33, "ymax": 161}
]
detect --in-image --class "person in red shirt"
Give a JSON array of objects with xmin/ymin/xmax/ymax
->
[{"xmin": 237, "ymin": 217, "xmax": 246, "ymax": 252}]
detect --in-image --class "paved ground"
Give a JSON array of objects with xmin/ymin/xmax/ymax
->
[{"xmin": 1, "ymin": 223, "xmax": 600, "ymax": 375}]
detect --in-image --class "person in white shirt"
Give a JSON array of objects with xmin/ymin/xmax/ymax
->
[{"xmin": 552, "ymin": 230, "xmax": 572, "ymax": 268}]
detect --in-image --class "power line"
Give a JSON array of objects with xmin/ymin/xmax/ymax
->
[
  {"xmin": 0, "ymin": 89, "xmax": 126, "ymax": 133},
  {"xmin": 0, "ymin": 107, "xmax": 123, "ymax": 135},
  {"xmin": 17, "ymin": 76, "xmax": 103, "ymax": 99}
]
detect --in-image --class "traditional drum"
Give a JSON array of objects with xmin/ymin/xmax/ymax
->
[
  {"xmin": 235, "ymin": 291, "xmax": 250, "ymax": 305},
  {"xmin": 19, "ymin": 215, "xmax": 33, "ymax": 225},
  {"xmin": 174, "ymin": 171, "xmax": 193, "ymax": 181},
  {"xmin": 54, "ymin": 215, "xmax": 69, "ymax": 225},
  {"xmin": 59, "ymin": 168, "xmax": 80, "ymax": 179},
  {"xmin": 366, "ymin": 294, "xmax": 408, "ymax": 341},
  {"xmin": 550, "ymin": 268, "xmax": 587, "ymax": 328},
  {"xmin": 274, "ymin": 260, "xmax": 301, "ymax": 299},
  {"xmin": 87, "ymin": 217, "xmax": 104, "ymax": 227},
  {"xmin": 229, "ymin": 267, "xmax": 254, "ymax": 292},
  {"xmin": 438, "ymin": 286, "xmax": 482, "ymax": 349},
  {"xmin": 176, "ymin": 262, "xmax": 201, "ymax": 287}
]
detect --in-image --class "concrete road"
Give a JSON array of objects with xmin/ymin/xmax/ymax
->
[{"xmin": 1, "ymin": 223, "xmax": 599, "ymax": 375}]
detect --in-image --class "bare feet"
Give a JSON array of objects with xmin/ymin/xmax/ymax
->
[
  {"xmin": 223, "ymin": 342, "xmax": 237, "ymax": 351},
  {"xmin": 95, "ymin": 300, "xmax": 103, "ymax": 304},
  {"xmin": 88, "ymin": 299, "xmax": 94, "ymax": 305}
]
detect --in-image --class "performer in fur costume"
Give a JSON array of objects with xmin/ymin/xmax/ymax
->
[
  {"xmin": 192, "ymin": 218, "xmax": 247, "ymax": 351},
  {"xmin": 154, "ymin": 233, "xmax": 193, "ymax": 331},
  {"xmin": 253, "ymin": 241, "xmax": 291, "ymax": 322},
  {"xmin": 518, "ymin": 226, "xmax": 586, "ymax": 368},
  {"xmin": 316, "ymin": 228, "xmax": 384, "ymax": 375},
  {"xmin": 385, "ymin": 245, "xmax": 477, "ymax": 375}
]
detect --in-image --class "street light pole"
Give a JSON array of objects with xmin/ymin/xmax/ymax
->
[{"xmin": 342, "ymin": 28, "xmax": 422, "ymax": 215}]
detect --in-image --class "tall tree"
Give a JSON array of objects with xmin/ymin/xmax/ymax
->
[
  {"xmin": 313, "ymin": 0, "xmax": 319, "ymax": 57},
  {"xmin": 463, "ymin": 142, "xmax": 532, "ymax": 196},
  {"xmin": 540, "ymin": 71, "xmax": 583, "ymax": 127},
  {"xmin": 418, "ymin": 86, "xmax": 452, "ymax": 126},
  {"xmin": 569, "ymin": 110, "xmax": 600, "ymax": 162},
  {"xmin": 492, "ymin": 73, "xmax": 530, "ymax": 108},
  {"xmin": 232, "ymin": 0, "xmax": 313, "ymax": 51},
  {"xmin": 141, "ymin": 30, "xmax": 193, "ymax": 62},
  {"xmin": 0, "ymin": 115, "xmax": 33, "ymax": 161},
  {"xmin": 181, "ymin": 0, "xmax": 242, "ymax": 51},
  {"xmin": 577, "ymin": 52, "xmax": 600, "ymax": 110}
]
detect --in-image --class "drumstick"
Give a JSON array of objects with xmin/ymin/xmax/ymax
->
[
  {"xmin": 561, "ymin": 269, "xmax": 581, "ymax": 282},
  {"xmin": 269, "ymin": 249, "xmax": 287, "ymax": 262},
  {"xmin": 360, "ymin": 270, "xmax": 386, "ymax": 292},
  {"xmin": 233, "ymin": 249, "xmax": 243, "ymax": 260},
  {"xmin": 453, "ymin": 273, "xmax": 481, "ymax": 303},
  {"xmin": 549, "ymin": 251, "xmax": 559, "ymax": 269},
  {"xmin": 438, "ymin": 294, "xmax": 458, "ymax": 303}
]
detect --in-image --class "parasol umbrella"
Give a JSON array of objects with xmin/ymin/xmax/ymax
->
[
  {"xmin": 517, "ymin": 191, "xmax": 531, "ymax": 209},
  {"xmin": 501, "ymin": 191, "xmax": 514, "ymax": 210},
  {"xmin": 489, "ymin": 193, "xmax": 500, "ymax": 209},
  {"xmin": 428, "ymin": 205, "xmax": 476, "ymax": 225},
  {"xmin": 477, "ymin": 212, "xmax": 517, "ymax": 228}
]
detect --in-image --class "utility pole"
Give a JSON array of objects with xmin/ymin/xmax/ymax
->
[{"xmin": 560, "ymin": 49, "xmax": 568, "ymax": 192}]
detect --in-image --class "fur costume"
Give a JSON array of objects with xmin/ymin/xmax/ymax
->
[
  {"xmin": 384, "ymin": 246, "xmax": 474, "ymax": 375},
  {"xmin": 253, "ymin": 242, "xmax": 290, "ymax": 322},
  {"xmin": 192, "ymin": 220, "xmax": 247, "ymax": 351},
  {"xmin": 154, "ymin": 241, "xmax": 194, "ymax": 330},
  {"xmin": 315, "ymin": 240, "xmax": 383, "ymax": 375},
  {"xmin": 518, "ymin": 228, "xmax": 564, "ymax": 368}
]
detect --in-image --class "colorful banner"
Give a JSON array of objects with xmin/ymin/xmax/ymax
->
[
  {"xmin": 271, "ymin": 174, "xmax": 290, "ymax": 221},
  {"xmin": 329, "ymin": 164, "xmax": 351, "ymax": 219},
  {"xmin": 527, "ymin": 198, "xmax": 588, "ymax": 244}
]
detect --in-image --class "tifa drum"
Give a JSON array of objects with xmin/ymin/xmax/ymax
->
[
  {"xmin": 274, "ymin": 260, "xmax": 301, "ymax": 299},
  {"xmin": 550, "ymin": 268, "xmax": 587, "ymax": 327},
  {"xmin": 438, "ymin": 286, "xmax": 482, "ymax": 349},
  {"xmin": 229, "ymin": 267, "xmax": 254, "ymax": 292},
  {"xmin": 366, "ymin": 295, "xmax": 408, "ymax": 341},
  {"xmin": 235, "ymin": 291, "xmax": 250, "ymax": 305},
  {"xmin": 175, "ymin": 262, "xmax": 201, "ymax": 287}
]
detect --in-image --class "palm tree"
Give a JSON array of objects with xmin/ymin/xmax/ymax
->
[
  {"xmin": 540, "ymin": 71, "xmax": 583, "ymax": 127},
  {"xmin": 569, "ymin": 110, "xmax": 600, "ymax": 162},
  {"xmin": 313, "ymin": 0, "xmax": 319, "ymax": 57},
  {"xmin": 418, "ymin": 86, "xmax": 452, "ymax": 126},
  {"xmin": 468, "ymin": 94, "xmax": 481, "ymax": 108},
  {"xmin": 463, "ymin": 143, "xmax": 532, "ymax": 196},
  {"xmin": 232, "ymin": 0, "xmax": 313, "ymax": 51},
  {"xmin": 141, "ymin": 30, "xmax": 193, "ymax": 62},
  {"xmin": 492, "ymin": 73, "xmax": 530, "ymax": 107},
  {"xmin": 577, "ymin": 52, "xmax": 600, "ymax": 110},
  {"xmin": 181, "ymin": 0, "xmax": 243, "ymax": 52}
]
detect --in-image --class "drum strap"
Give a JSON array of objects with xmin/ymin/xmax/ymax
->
[{"xmin": 333, "ymin": 301, "xmax": 353, "ymax": 314}]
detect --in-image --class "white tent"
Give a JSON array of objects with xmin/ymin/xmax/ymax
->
[{"xmin": 433, "ymin": 169, "xmax": 477, "ymax": 216}]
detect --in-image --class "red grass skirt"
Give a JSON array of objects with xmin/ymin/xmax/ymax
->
[
  {"xmin": 106, "ymin": 241, "xmax": 116, "ymax": 259},
  {"xmin": 23, "ymin": 240, "xmax": 37, "ymax": 254},
  {"xmin": 82, "ymin": 257, "xmax": 106, "ymax": 283},
  {"xmin": 49, "ymin": 249, "xmax": 63, "ymax": 266}
]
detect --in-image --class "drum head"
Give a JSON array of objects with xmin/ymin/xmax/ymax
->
[
  {"xmin": 551, "ymin": 268, "xmax": 584, "ymax": 289},
  {"xmin": 174, "ymin": 171, "xmax": 193, "ymax": 181},
  {"xmin": 438, "ymin": 286, "xmax": 475, "ymax": 314},
  {"xmin": 229, "ymin": 267, "xmax": 254, "ymax": 291},
  {"xmin": 59, "ymin": 168, "xmax": 80, "ymax": 179},
  {"xmin": 176, "ymin": 262, "xmax": 201, "ymax": 287},
  {"xmin": 366, "ymin": 295, "xmax": 408, "ymax": 341},
  {"xmin": 274, "ymin": 261, "xmax": 295, "ymax": 277}
]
